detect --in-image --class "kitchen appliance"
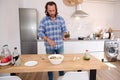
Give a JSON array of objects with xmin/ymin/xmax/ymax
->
[
  {"xmin": 104, "ymin": 40, "xmax": 119, "ymax": 62},
  {"xmin": 19, "ymin": 8, "xmax": 38, "ymax": 54},
  {"xmin": 116, "ymin": 40, "xmax": 120, "ymax": 60},
  {"xmin": 62, "ymin": 0, "xmax": 88, "ymax": 18},
  {"xmin": 71, "ymin": 4, "xmax": 88, "ymax": 18}
]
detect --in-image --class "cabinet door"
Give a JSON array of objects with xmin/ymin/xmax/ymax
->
[
  {"xmin": 64, "ymin": 40, "xmax": 105, "ymax": 60},
  {"xmin": 90, "ymin": 51, "xmax": 104, "ymax": 61},
  {"xmin": 64, "ymin": 41, "xmax": 85, "ymax": 53},
  {"xmin": 37, "ymin": 41, "xmax": 46, "ymax": 54},
  {"xmin": 64, "ymin": 41, "xmax": 104, "ymax": 53},
  {"xmin": 21, "ymin": 42, "xmax": 37, "ymax": 54}
]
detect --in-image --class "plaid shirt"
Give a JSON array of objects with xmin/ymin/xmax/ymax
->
[{"xmin": 38, "ymin": 15, "xmax": 67, "ymax": 50}]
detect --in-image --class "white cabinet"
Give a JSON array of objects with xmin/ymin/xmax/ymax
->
[
  {"xmin": 64, "ymin": 40, "xmax": 104, "ymax": 60},
  {"xmin": 64, "ymin": 40, "xmax": 104, "ymax": 53},
  {"xmin": 37, "ymin": 40, "xmax": 105, "ymax": 60},
  {"xmin": 37, "ymin": 41, "xmax": 46, "ymax": 54}
]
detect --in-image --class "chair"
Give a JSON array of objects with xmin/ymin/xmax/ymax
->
[
  {"xmin": 0, "ymin": 76, "xmax": 22, "ymax": 80},
  {"xmin": 57, "ymin": 71, "xmax": 89, "ymax": 80}
]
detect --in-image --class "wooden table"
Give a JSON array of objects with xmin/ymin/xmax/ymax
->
[{"xmin": 0, "ymin": 54, "xmax": 108, "ymax": 80}]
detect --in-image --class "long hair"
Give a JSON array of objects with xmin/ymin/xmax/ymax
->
[{"xmin": 45, "ymin": 1, "xmax": 58, "ymax": 17}]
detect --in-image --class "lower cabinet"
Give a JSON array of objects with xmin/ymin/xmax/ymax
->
[
  {"xmin": 37, "ymin": 40, "xmax": 105, "ymax": 60},
  {"xmin": 90, "ymin": 51, "xmax": 104, "ymax": 61},
  {"xmin": 37, "ymin": 41, "xmax": 46, "ymax": 54}
]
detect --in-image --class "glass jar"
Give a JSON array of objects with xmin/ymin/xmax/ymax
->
[
  {"xmin": 83, "ymin": 50, "xmax": 90, "ymax": 60},
  {"xmin": 0, "ymin": 44, "xmax": 12, "ymax": 63}
]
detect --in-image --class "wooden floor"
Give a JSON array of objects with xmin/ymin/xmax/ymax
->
[{"xmin": 17, "ymin": 60, "xmax": 120, "ymax": 80}]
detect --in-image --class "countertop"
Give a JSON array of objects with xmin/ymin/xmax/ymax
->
[{"xmin": 37, "ymin": 38, "xmax": 105, "ymax": 42}]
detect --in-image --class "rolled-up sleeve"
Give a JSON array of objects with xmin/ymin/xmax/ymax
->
[
  {"xmin": 61, "ymin": 18, "xmax": 67, "ymax": 33},
  {"xmin": 38, "ymin": 21, "xmax": 45, "ymax": 38}
]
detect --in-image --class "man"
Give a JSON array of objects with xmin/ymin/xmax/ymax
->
[{"xmin": 38, "ymin": 1, "xmax": 69, "ymax": 80}]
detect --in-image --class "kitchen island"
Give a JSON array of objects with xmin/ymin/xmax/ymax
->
[{"xmin": 37, "ymin": 39, "xmax": 105, "ymax": 60}]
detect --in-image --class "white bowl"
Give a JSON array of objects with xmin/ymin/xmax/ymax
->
[{"xmin": 48, "ymin": 54, "xmax": 64, "ymax": 65}]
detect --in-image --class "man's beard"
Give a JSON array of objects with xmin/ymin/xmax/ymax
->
[{"xmin": 50, "ymin": 14, "xmax": 56, "ymax": 18}]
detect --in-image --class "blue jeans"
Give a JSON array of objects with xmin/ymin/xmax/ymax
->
[{"xmin": 46, "ymin": 47, "xmax": 64, "ymax": 80}]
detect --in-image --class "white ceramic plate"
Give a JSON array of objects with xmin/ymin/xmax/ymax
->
[
  {"xmin": 0, "ymin": 61, "xmax": 11, "ymax": 66},
  {"xmin": 24, "ymin": 61, "xmax": 38, "ymax": 66}
]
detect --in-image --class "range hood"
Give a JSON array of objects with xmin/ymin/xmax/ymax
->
[{"xmin": 72, "ymin": 4, "xmax": 88, "ymax": 18}]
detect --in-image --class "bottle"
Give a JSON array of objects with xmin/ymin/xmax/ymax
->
[
  {"xmin": 0, "ymin": 44, "xmax": 12, "ymax": 63},
  {"xmin": 64, "ymin": 31, "xmax": 70, "ymax": 38},
  {"xmin": 83, "ymin": 50, "xmax": 90, "ymax": 60},
  {"xmin": 12, "ymin": 47, "xmax": 21, "ymax": 66}
]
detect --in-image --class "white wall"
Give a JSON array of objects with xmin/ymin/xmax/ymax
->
[
  {"xmin": 19, "ymin": 0, "xmax": 120, "ymax": 38},
  {"xmin": 114, "ymin": 3, "xmax": 120, "ymax": 29},
  {"xmin": 0, "ymin": 0, "xmax": 20, "ymax": 53},
  {"xmin": 0, "ymin": 0, "xmax": 120, "ymax": 54}
]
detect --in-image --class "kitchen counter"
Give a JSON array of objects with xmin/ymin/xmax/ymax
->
[
  {"xmin": 37, "ymin": 39, "xmax": 105, "ymax": 60},
  {"xmin": 37, "ymin": 38, "xmax": 105, "ymax": 42}
]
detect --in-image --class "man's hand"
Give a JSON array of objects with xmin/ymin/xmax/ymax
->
[
  {"xmin": 42, "ymin": 36, "xmax": 56, "ymax": 46},
  {"xmin": 47, "ymin": 38, "xmax": 56, "ymax": 46}
]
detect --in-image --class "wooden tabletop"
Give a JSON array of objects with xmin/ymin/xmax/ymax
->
[{"xmin": 0, "ymin": 54, "xmax": 108, "ymax": 74}]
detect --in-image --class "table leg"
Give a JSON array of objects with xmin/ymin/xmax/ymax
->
[
  {"xmin": 11, "ymin": 73, "xmax": 16, "ymax": 75},
  {"xmin": 90, "ymin": 69, "xmax": 96, "ymax": 80}
]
